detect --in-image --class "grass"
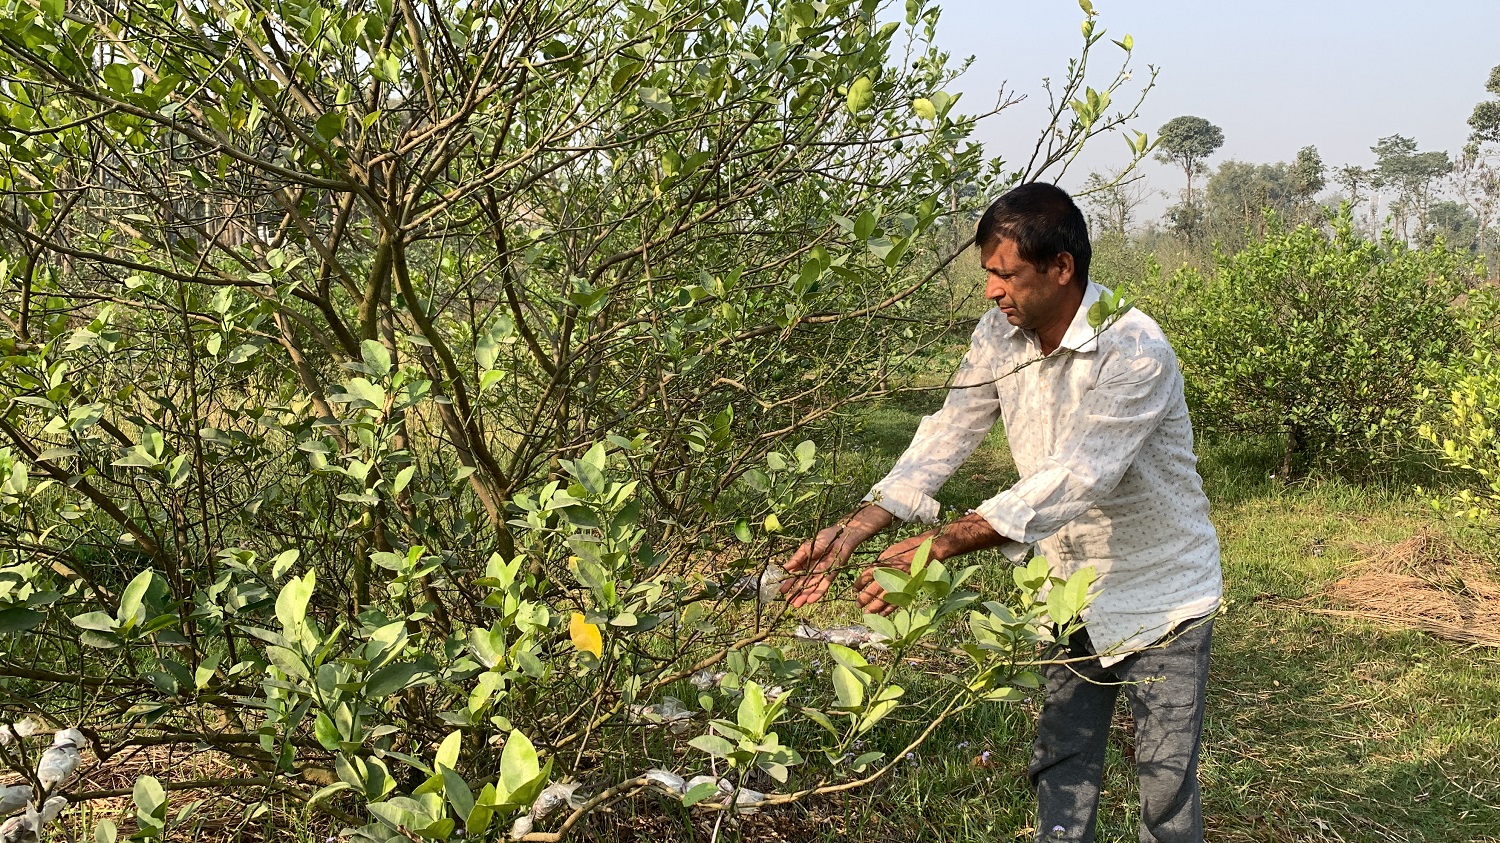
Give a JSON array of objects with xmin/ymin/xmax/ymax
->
[{"xmin": 782, "ymin": 373, "xmax": 1500, "ymax": 843}]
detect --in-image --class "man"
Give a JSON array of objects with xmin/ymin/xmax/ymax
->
[{"xmin": 781, "ymin": 182, "xmax": 1222, "ymax": 843}]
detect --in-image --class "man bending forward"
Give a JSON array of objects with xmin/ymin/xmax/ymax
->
[{"xmin": 781, "ymin": 182, "xmax": 1222, "ymax": 843}]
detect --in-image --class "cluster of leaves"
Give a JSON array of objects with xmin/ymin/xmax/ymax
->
[
  {"xmin": 0, "ymin": 0, "xmax": 1154, "ymax": 837},
  {"xmin": 1143, "ymin": 210, "xmax": 1481, "ymax": 475},
  {"xmin": 1418, "ymin": 285, "xmax": 1500, "ymax": 538}
]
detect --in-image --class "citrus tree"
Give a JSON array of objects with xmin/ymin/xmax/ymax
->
[{"xmin": 0, "ymin": 0, "xmax": 1152, "ymax": 837}]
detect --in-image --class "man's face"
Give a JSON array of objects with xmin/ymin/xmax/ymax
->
[{"xmin": 980, "ymin": 238, "xmax": 1075, "ymax": 331}]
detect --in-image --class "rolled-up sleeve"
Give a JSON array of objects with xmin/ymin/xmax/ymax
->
[
  {"xmin": 974, "ymin": 344, "xmax": 1176, "ymax": 542},
  {"xmin": 864, "ymin": 314, "xmax": 1003, "ymax": 523}
]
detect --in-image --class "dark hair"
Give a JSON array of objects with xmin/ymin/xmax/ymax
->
[{"xmin": 975, "ymin": 182, "xmax": 1091, "ymax": 285}]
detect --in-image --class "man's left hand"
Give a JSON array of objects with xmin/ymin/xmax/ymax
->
[
  {"xmin": 854, "ymin": 532, "xmax": 936, "ymax": 616},
  {"xmin": 854, "ymin": 513, "xmax": 1009, "ymax": 615}
]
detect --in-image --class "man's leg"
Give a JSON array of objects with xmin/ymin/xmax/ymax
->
[
  {"xmin": 1118, "ymin": 617, "xmax": 1214, "ymax": 843},
  {"xmin": 1030, "ymin": 629, "xmax": 1119, "ymax": 843}
]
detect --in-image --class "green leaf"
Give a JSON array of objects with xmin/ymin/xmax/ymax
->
[
  {"xmin": 499, "ymin": 729, "xmax": 540, "ymax": 795},
  {"xmin": 800, "ymin": 707, "xmax": 838, "ymax": 736},
  {"xmin": 1078, "ymin": 0, "xmax": 1095, "ymax": 15},
  {"xmin": 133, "ymin": 774, "xmax": 167, "ymax": 817},
  {"xmin": 846, "ymin": 76, "xmax": 874, "ymax": 114},
  {"xmin": 638, "ymin": 86, "xmax": 674, "ymax": 115},
  {"xmin": 360, "ymin": 339, "xmax": 391, "ymax": 377},
  {"xmin": 71, "ymin": 611, "xmax": 119, "ymax": 632},
  {"xmin": 365, "ymin": 656, "xmax": 436, "ymax": 698},
  {"xmin": 117, "ymin": 568, "xmax": 156, "ymax": 629},
  {"xmin": 435, "ymin": 730, "xmax": 463, "ymax": 771},
  {"xmin": 103, "ymin": 63, "xmax": 134, "ymax": 94},
  {"xmin": 688, "ymin": 734, "xmax": 735, "ymax": 758},
  {"xmin": 314, "ymin": 711, "xmax": 341, "ymax": 750},
  {"xmin": 794, "ymin": 439, "xmax": 816, "ymax": 471},
  {"xmin": 0, "ymin": 607, "xmax": 44, "ymax": 634},
  {"xmin": 315, "ymin": 111, "xmax": 345, "ymax": 141},
  {"xmin": 372, "ymin": 53, "xmax": 401, "ymax": 84},
  {"xmin": 871, "ymin": 567, "xmax": 909, "ymax": 594},
  {"xmin": 271, "ymin": 549, "xmax": 300, "ymax": 580},
  {"xmin": 832, "ymin": 664, "xmax": 864, "ymax": 709},
  {"xmin": 442, "ymin": 764, "xmax": 475, "ymax": 821},
  {"xmin": 912, "ymin": 97, "xmax": 936, "ymax": 121},
  {"xmin": 275, "ymin": 569, "xmax": 316, "ymax": 634},
  {"xmin": 737, "ymin": 681, "xmax": 767, "ymax": 735},
  {"xmin": 733, "ymin": 518, "xmax": 752, "ymax": 543},
  {"xmin": 93, "ymin": 819, "xmax": 118, "ymax": 843},
  {"xmin": 681, "ymin": 781, "xmax": 721, "ymax": 806},
  {"xmin": 467, "ymin": 785, "xmax": 497, "ymax": 836}
]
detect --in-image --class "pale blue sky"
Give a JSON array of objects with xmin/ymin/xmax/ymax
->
[{"xmin": 927, "ymin": 0, "xmax": 1500, "ymax": 214}]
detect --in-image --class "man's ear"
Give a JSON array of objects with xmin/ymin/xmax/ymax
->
[{"xmin": 1052, "ymin": 252, "xmax": 1076, "ymax": 286}]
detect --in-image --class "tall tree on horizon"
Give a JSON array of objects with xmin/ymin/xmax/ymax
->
[
  {"xmin": 1155, "ymin": 115, "xmax": 1225, "ymax": 208},
  {"xmin": 1467, "ymin": 64, "xmax": 1500, "ymax": 152},
  {"xmin": 1372, "ymin": 134, "xmax": 1452, "ymax": 242}
]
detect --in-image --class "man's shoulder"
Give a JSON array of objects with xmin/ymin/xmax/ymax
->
[{"xmin": 1100, "ymin": 302, "xmax": 1177, "ymax": 361}]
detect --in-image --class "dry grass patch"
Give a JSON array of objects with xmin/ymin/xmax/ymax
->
[{"xmin": 1315, "ymin": 530, "xmax": 1500, "ymax": 647}]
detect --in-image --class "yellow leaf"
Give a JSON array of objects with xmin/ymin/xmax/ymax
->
[{"xmin": 569, "ymin": 612, "xmax": 602, "ymax": 658}]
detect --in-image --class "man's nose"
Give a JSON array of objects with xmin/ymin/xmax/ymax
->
[{"xmin": 985, "ymin": 276, "xmax": 1004, "ymax": 301}]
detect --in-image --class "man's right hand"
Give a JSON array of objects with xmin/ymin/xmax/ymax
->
[{"xmin": 780, "ymin": 504, "xmax": 893, "ymax": 607}]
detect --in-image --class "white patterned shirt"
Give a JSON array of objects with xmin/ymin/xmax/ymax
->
[{"xmin": 867, "ymin": 282, "xmax": 1222, "ymax": 665}]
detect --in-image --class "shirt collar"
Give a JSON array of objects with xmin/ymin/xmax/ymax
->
[{"xmin": 1055, "ymin": 281, "xmax": 1109, "ymax": 354}]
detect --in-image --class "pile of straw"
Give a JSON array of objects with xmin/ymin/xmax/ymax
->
[{"xmin": 1315, "ymin": 530, "xmax": 1500, "ymax": 647}]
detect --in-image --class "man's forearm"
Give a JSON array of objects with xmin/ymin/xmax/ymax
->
[
  {"xmin": 840, "ymin": 503, "xmax": 895, "ymax": 545},
  {"xmin": 929, "ymin": 511, "xmax": 1010, "ymax": 560}
]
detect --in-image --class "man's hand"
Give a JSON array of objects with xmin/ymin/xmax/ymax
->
[
  {"xmin": 855, "ymin": 512, "xmax": 1008, "ymax": 615},
  {"xmin": 780, "ymin": 505, "xmax": 893, "ymax": 607},
  {"xmin": 854, "ymin": 532, "xmax": 933, "ymax": 616}
]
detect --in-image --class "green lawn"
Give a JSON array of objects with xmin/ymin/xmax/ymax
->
[{"xmin": 783, "ymin": 379, "xmax": 1500, "ymax": 843}]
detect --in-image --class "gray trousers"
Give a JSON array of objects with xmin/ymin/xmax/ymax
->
[{"xmin": 1029, "ymin": 617, "xmax": 1214, "ymax": 843}]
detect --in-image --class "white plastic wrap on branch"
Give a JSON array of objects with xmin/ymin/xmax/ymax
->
[
  {"xmin": 643, "ymin": 769, "xmax": 686, "ymax": 793},
  {"xmin": 623, "ymin": 697, "xmax": 695, "ymax": 733},
  {"xmin": 0, "ymin": 720, "xmax": 40, "ymax": 748},
  {"xmin": 0, "ymin": 797, "xmax": 66, "ymax": 843},
  {"xmin": 729, "ymin": 565, "xmax": 788, "ymax": 604},
  {"xmin": 688, "ymin": 669, "xmax": 726, "ymax": 690},
  {"xmin": 530, "ymin": 782, "xmax": 585, "ymax": 822},
  {"xmin": 681, "ymin": 776, "xmax": 764, "ymax": 815},
  {"xmin": 35, "ymin": 730, "xmax": 84, "ymax": 792},
  {"xmin": 0, "ymin": 787, "xmax": 30, "ymax": 818},
  {"xmin": 793, "ymin": 622, "xmax": 890, "ymax": 650}
]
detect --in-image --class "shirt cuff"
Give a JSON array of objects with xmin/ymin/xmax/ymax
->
[
  {"xmin": 974, "ymin": 489, "xmax": 1038, "ymax": 544},
  {"xmin": 863, "ymin": 481, "xmax": 940, "ymax": 524},
  {"xmin": 997, "ymin": 540, "xmax": 1032, "ymax": 564}
]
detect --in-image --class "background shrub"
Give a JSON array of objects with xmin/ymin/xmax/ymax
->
[
  {"xmin": 1419, "ymin": 285, "xmax": 1500, "ymax": 542},
  {"xmin": 1141, "ymin": 211, "xmax": 1481, "ymax": 475}
]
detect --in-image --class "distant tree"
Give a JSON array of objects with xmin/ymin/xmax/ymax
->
[
  {"xmin": 1288, "ymin": 146, "xmax": 1327, "ymax": 204},
  {"xmin": 1155, "ymin": 115, "xmax": 1225, "ymax": 208},
  {"xmin": 1421, "ymin": 201, "xmax": 1480, "ymax": 250},
  {"xmin": 1196, "ymin": 152, "xmax": 1326, "ymax": 251},
  {"xmin": 1201, "ymin": 160, "xmax": 1293, "ymax": 248},
  {"xmin": 1080, "ymin": 169, "xmax": 1150, "ymax": 237},
  {"xmin": 1334, "ymin": 165, "xmax": 1370, "ymax": 204},
  {"xmin": 1333, "ymin": 165, "xmax": 1385, "ymax": 236},
  {"xmin": 1450, "ymin": 150, "xmax": 1500, "ymax": 273},
  {"xmin": 1467, "ymin": 65, "xmax": 1500, "ymax": 150},
  {"xmin": 1371, "ymin": 134, "xmax": 1452, "ymax": 242},
  {"xmin": 1461, "ymin": 65, "xmax": 1500, "ymax": 273}
]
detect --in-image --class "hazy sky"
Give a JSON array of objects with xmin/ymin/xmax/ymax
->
[{"xmin": 927, "ymin": 0, "xmax": 1500, "ymax": 215}]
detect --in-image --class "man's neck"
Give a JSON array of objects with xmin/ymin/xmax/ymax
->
[{"xmin": 1036, "ymin": 283, "xmax": 1086, "ymax": 355}]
